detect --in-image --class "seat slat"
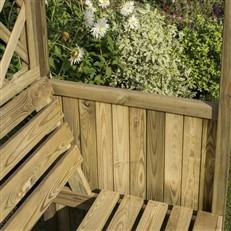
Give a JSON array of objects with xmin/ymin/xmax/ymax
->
[
  {"xmin": 0, "ymin": 122, "xmax": 73, "ymax": 222},
  {"xmin": 107, "ymin": 195, "xmax": 143, "ymax": 230},
  {"xmin": 2, "ymin": 145, "xmax": 82, "ymax": 231},
  {"xmin": 0, "ymin": 77, "xmax": 53, "ymax": 139},
  {"xmin": 136, "ymin": 200, "xmax": 168, "ymax": 230},
  {"xmin": 165, "ymin": 205, "xmax": 193, "ymax": 231},
  {"xmin": 193, "ymin": 211, "xmax": 222, "ymax": 231},
  {"xmin": 0, "ymin": 100, "xmax": 63, "ymax": 180},
  {"xmin": 77, "ymin": 190, "xmax": 120, "ymax": 231}
]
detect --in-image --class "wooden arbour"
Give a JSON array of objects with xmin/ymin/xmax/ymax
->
[{"xmin": 0, "ymin": 0, "xmax": 230, "ymax": 230}]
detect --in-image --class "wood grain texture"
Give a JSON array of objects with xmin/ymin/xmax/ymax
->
[
  {"xmin": 0, "ymin": 100, "xmax": 63, "ymax": 180},
  {"xmin": 54, "ymin": 187, "xmax": 96, "ymax": 210},
  {"xmin": 146, "ymin": 111, "xmax": 165, "ymax": 201},
  {"xmin": 63, "ymin": 97, "xmax": 81, "ymax": 148},
  {"xmin": 199, "ymin": 120, "xmax": 217, "ymax": 211},
  {"xmin": 0, "ymin": 123, "xmax": 73, "ymax": 222},
  {"xmin": 181, "ymin": 116, "xmax": 202, "ymax": 210},
  {"xmin": 112, "ymin": 105, "xmax": 130, "ymax": 194},
  {"xmin": 0, "ymin": 66, "xmax": 40, "ymax": 106},
  {"xmin": 51, "ymin": 79, "xmax": 218, "ymax": 120},
  {"xmin": 136, "ymin": 200, "xmax": 168, "ymax": 230},
  {"xmin": 212, "ymin": 0, "xmax": 231, "ymax": 216},
  {"xmin": 34, "ymin": 0, "xmax": 50, "ymax": 77},
  {"xmin": 107, "ymin": 195, "xmax": 143, "ymax": 230},
  {"xmin": 165, "ymin": 205, "xmax": 193, "ymax": 231},
  {"xmin": 0, "ymin": 22, "xmax": 28, "ymax": 63},
  {"xmin": 164, "ymin": 113, "xmax": 183, "ymax": 205},
  {"xmin": 24, "ymin": 0, "xmax": 39, "ymax": 68},
  {"xmin": 129, "ymin": 108, "xmax": 146, "ymax": 198},
  {"xmin": 2, "ymin": 145, "xmax": 82, "ymax": 231},
  {"xmin": 0, "ymin": 2, "xmax": 26, "ymax": 86},
  {"xmin": 79, "ymin": 100, "xmax": 98, "ymax": 190},
  {"xmin": 0, "ymin": 77, "xmax": 53, "ymax": 139},
  {"xmin": 77, "ymin": 190, "xmax": 119, "ymax": 231},
  {"xmin": 193, "ymin": 211, "xmax": 222, "ymax": 231},
  {"xmin": 68, "ymin": 167, "xmax": 92, "ymax": 196},
  {"xmin": 96, "ymin": 102, "xmax": 113, "ymax": 190}
]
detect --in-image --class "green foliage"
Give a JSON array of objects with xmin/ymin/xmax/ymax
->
[
  {"xmin": 180, "ymin": 15, "xmax": 223, "ymax": 100},
  {"xmin": 111, "ymin": 5, "xmax": 195, "ymax": 98},
  {"xmin": 46, "ymin": 0, "xmax": 123, "ymax": 85}
]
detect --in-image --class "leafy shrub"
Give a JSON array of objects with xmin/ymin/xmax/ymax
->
[
  {"xmin": 111, "ymin": 4, "xmax": 195, "ymax": 98},
  {"xmin": 180, "ymin": 14, "xmax": 223, "ymax": 100}
]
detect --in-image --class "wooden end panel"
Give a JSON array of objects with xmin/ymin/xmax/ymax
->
[
  {"xmin": 136, "ymin": 200, "xmax": 168, "ymax": 230},
  {"xmin": 2, "ymin": 145, "xmax": 83, "ymax": 231},
  {"xmin": 193, "ymin": 211, "xmax": 222, "ymax": 231},
  {"xmin": 0, "ymin": 100, "xmax": 63, "ymax": 180},
  {"xmin": 77, "ymin": 190, "xmax": 120, "ymax": 231},
  {"xmin": 165, "ymin": 205, "xmax": 193, "ymax": 231},
  {"xmin": 107, "ymin": 195, "xmax": 143, "ymax": 230},
  {"xmin": 0, "ymin": 77, "xmax": 53, "ymax": 139},
  {"xmin": 0, "ymin": 122, "xmax": 73, "ymax": 222}
]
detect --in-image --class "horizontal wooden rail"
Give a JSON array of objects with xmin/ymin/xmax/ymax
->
[{"xmin": 51, "ymin": 79, "xmax": 218, "ymax": 120}]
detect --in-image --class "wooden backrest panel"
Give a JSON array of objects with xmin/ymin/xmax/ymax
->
[
  {"xmin": 52, "ymin": 81, "xmax": 218, "ymax": 212},
  {"xmin": 0, "ymin": 76, "xmax": 83, "ymax": 229}
]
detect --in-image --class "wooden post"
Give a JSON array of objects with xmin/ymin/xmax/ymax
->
[{"xmin": 212, "ymin": 0, "xmax": 231, "ymax": 218}]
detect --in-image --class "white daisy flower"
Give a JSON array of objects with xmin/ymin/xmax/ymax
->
[
  {"xmin": 127, "ymin": 15, "xmax": 139, "ymax": 29},
  {"xmin": 84, "ymin": 0, "xmax": 97, "ymax": 12},
  {"xmin": 91, "ymin": 18, "xmax": 109, "ymax": 39},
  {"xmin": 121, "ymin": 1, "xmax": 135, "ymax": 16},
  {"xmin": 85, "ymin": 0, "xmax": 93, "ymax": 8},
  {"xmin": 69, "ymin": 45, "xmax": 84, "ymax": 65},
  {"xmin": 98, "ymin": 0, "xmax": 110, "ymax": 9},
  {"xmin": 83, "ymin": 9, "xmax": 95, "ymax": 28}
]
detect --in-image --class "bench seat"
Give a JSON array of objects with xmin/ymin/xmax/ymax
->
[{"xmin": 56, "ymin": 189, "xmax": 222, "ymax": 231}]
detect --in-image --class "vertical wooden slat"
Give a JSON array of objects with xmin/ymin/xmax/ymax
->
[
  {"xmin": 63, "ymin": 97, "xmax": 81, "ymax": 148},
  {"xmin": 164, "ymin": 113, "xmax": 183, "ymax": 205},
  {"xmin": 147, "ymin": 111, "xmax": 165, "ymax": 201},
  {"xmin": 181, "ymin": 116, "xmax": 202, "ymax": 210},
  {"xmin": 212, "ymin": 0, "xmax": 231, "ymax": 217},
  {"xmin": 34, "ymin": 0, "xmax": 50, "ymax": 76},
  {"xmin": 199, "ymin": 119, "xmax": 217, "ymax": 211},
  {"xmin": 79, "ymin": 100, "xmax": 98, "ymax": 190},
  {"xmin": 112, "ymin": 105, "xmax": 130, "ymax": 194},
  {"xmin": 56, "ymin": 204, "xmax": 70, "ymax": 231},
  {"xmin": 24, "ymin": 0, "xmax": 39, "ymax": 68},
  {"xmin": 96, "ymin": 102, "xmax": 113, "ymax": 190},
  {"xmin": 129, "ymin": 108, "xmax": 146, "ymax": 198}
]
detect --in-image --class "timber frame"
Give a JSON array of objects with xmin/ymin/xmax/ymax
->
[{"xmin": 0, "ymin": 0, "xmax": 230, "ymax": 230}]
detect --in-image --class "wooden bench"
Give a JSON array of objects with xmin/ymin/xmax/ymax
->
[
  {"xmin": 0, "ymin": 0, "xmax": 230, "ymax": 230},
  {"xmin": 57, "ymin": 190, "xmax": 223, "ymax": 231}
]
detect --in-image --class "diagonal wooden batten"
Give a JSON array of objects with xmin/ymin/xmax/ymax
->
[
  {"xmin": 0, "ymin": 77, "xmax": 53, "ymax": 139},
  {"xmin": 0, "ymin": 22, "xmax": 28, "ymax": 63},
  {"xmin": 0, "ymin": 3, "xmax": 26, "ymax": 88},
  {"xmin": 2, "ymin": 145, "xmax": 83, "ymax": 231},
  {"xmin": 0, "ymin": 66, "xmax": 40, "ymax": 106},
  {"xmin": 0, "ymin": 0, "xmax": 6, "ymax": 12},
  {"xmin": 0, "ymin": 123, "xmax": 74, "ymax": 222},
  {"xmin": 0, "ymin": 100, "xmax": 63, "ymax": 180}
]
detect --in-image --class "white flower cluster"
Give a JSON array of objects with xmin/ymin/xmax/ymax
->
[
  {"xmin": 69, "ymin": 0, "xmax": 139, "ymax": 65},
  {"xmin": 120, "ymin": 1, "xmax": 139, "ymax": 30},
  {"xmin": 83, "ymin": 0, "xmax": 110, "ymax": 39}
]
